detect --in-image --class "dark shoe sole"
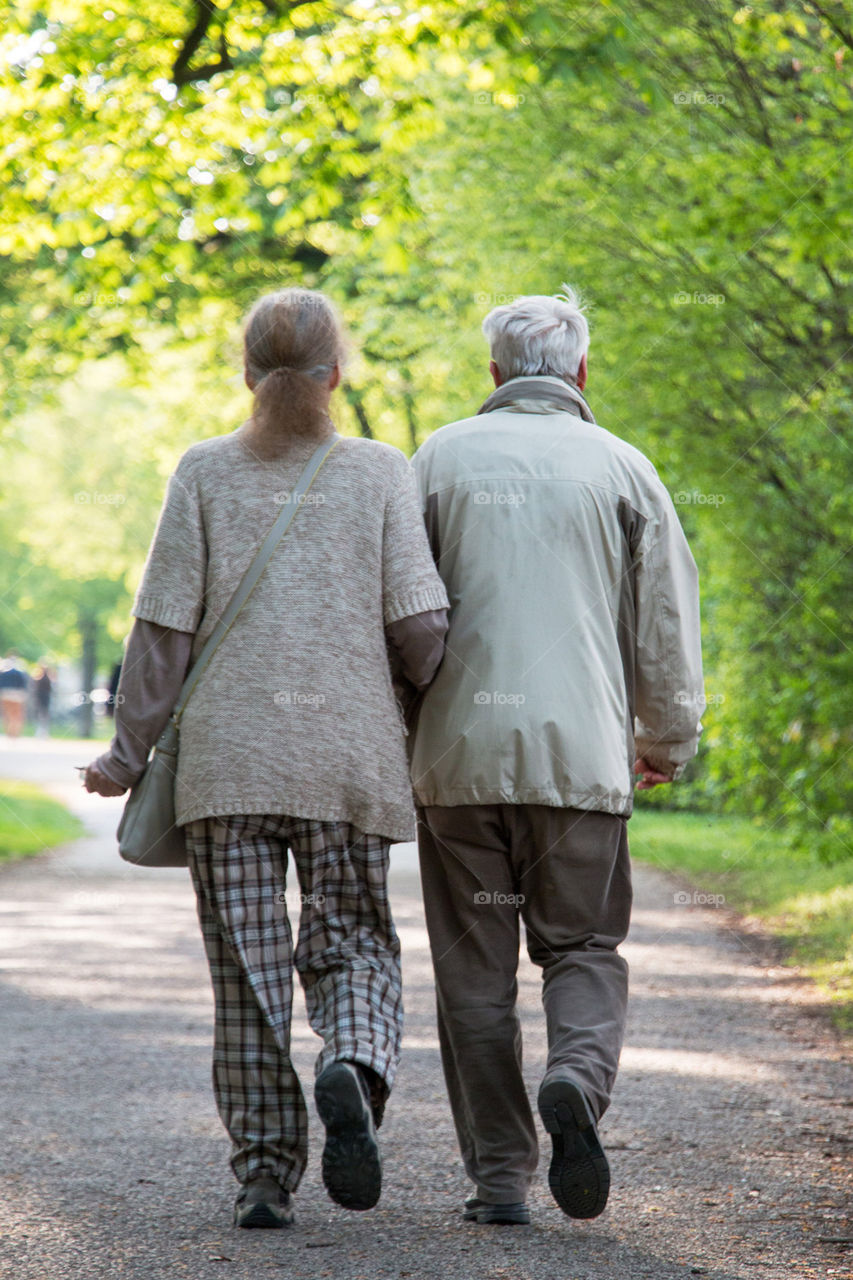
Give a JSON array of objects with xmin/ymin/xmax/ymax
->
[
  {"xmin": 234, "ymin": 1202, "xmax": 293, "ymax": 1229},
  {"xmin": 464, "ymin": 1201, "xmax": 530, "ymax": 1225},
  {"xmin": 315, "ymin": 1062, "xmax": 382, "ymax": 1211},
  {"xmin": 538, "ymin": 1077, "xmax": 610, "ymax": 1219}
]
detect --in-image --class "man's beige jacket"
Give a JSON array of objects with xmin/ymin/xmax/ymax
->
[{"xmin": 409, "ymin": 375, "xmax": 704, "ymax": 816}]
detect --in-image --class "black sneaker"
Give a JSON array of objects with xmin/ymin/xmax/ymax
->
[
  {"xmin": 463, "ymin": 1197, "xmax": 530, "ymax": 1225},
  {"xmin": 359, "ymin": 1062, "xmax": 390, "ymax": 1129},
  {"xmin": 234, "ymin": 1175, "xmax": 294, "ymax": 1229},
  {"xmin": 315, "ymin": 1061, "xmax": 382, "ymax": 1211},
  {"xmin": 537, "ymin": 1075, "xmax": 610, "ymax": 1218}
]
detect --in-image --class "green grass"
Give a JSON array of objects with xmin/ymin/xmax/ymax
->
[
  {"xmin": 0, "ymin": 780, "xmax": 85, "ymax": 863},
  {"xmin": 629, "ymin": 808, "xmax": 853, "ymax": 1033},
  {"xmin": 21, "ymin": 720, "xmax": 114, "ymax": 741}
]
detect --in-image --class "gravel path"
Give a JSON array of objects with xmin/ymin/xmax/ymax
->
[{"xmin": 0, "ymin": 739, "xmax": 849, "ymax": 1280}]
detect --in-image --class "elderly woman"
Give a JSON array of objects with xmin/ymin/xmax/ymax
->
[{"xmin": 85, "ymin": 288, "xmax": 449, "ymax": 1229}]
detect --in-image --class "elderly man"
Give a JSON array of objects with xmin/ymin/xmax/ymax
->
[{"xmin": 409, "ymin": 287, "xmax": 703, "ymax": 1226}]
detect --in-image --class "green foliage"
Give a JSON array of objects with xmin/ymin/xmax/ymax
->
[
  {"xmin": 0, "ymin": 343, "xmax": 243, "ymax": 662},
  {"xmin": 0, "ymin": 0, "xmax": 504, "ymax": 406}
]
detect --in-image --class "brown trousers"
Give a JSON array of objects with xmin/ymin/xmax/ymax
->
[{"xmin": 417, "ymin": 804, "xmax": 632, "ymax": 1204}]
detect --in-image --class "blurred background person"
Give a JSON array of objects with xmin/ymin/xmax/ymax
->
[
  {"xmin": 32, "ymin": 661, "xmax": 54, "ymax": 737},
  {"xmin": 0, "ymin": 652, "xmax": 30, "ymax": 737},
  {"xmin": 105, "ymin": 655, "xmax": 123, "ymax": 719}
]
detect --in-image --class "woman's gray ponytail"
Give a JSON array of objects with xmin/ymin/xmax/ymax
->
[{"xmin": 243, "ymin": 289, "xmax": 346, "ymax": 443}]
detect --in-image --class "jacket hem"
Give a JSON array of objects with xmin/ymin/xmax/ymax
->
[{"xmin": 413, "ymin": 786, "xmax": 633, "ymax": 816}]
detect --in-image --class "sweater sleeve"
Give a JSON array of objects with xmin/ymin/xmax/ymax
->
[
  {"xmin": 382, "ymin": 460, "xmax": 450, "ymax": 625},
  {"xmin": 132, "ymin": 459, "xmax": 207, "ymax": 632},
  {"xmin": 95, "ymin": 619, "xmax": 194, "ymax": 788}
]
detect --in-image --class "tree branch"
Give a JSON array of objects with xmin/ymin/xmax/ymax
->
[
  {"xmin": 172, "ymin": 1, "xmax": 220, "ymax": 86},
  {"xmin": 344, "ymin": 385, "xmax": 373, "ymax": 438},
  {"xmin": 806, "ymin": 1, "xmax": 853, "ymax": 54},
  {"xmin": 171, "ymin": 0, "xmax": 321, "ymax": 86}
]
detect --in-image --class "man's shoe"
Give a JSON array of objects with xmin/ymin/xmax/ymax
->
[
  {"xmin": 234, "ymin": 1176, "xmax": 294, "ymax": 1229},
  {"xmin": 537, "ymin": 1075, "xmax": 610, "ymax": 1218},
  {"xmin": 463, "ymin": 1197, "xmax": 530, "ymax": 1225},
  {"xmin": 315, "ymin": 1060, "xmax": 382, "ymax": 1211}
]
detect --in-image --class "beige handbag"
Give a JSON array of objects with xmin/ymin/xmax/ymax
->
[{"xmin": 117, "ymin": 435, "xmax": 340, "ymax": 867}]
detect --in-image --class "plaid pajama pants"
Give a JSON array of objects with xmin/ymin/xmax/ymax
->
[{"xmin": 184, "ymin": 814, "xmax": 403, "ymax": 1190}]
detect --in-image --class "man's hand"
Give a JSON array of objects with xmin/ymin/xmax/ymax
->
[
  {"xmin": 82, "ymin": 762, "xmax": 127, "ymax": 797},
  {"xmin": 634, "ymin": 757, "xmax": 674, "ymax": 790}
]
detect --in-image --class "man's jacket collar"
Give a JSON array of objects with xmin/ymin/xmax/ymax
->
[{"xmin": 477, "ymin": 374, "xmax": 596, "ymax": 424}]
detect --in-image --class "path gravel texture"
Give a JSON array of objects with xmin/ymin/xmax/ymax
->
[{"xmin": 0, "ymin": 738, "xmax": 849, "ymax": 1280}]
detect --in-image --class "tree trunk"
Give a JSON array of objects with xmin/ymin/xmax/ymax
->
[
  {"xmin": 79, "ymin": 612, "xmax": 97, "ymax": 739},
  {"xmin": 345, "ymin": 386, "xmax": 373, "ymax": 438},
  {"xmin": 402, "ymin": 368, "xmax": 418, "ymax": 455}
]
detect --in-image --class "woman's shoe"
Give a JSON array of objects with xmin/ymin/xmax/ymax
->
[
  {"xmin": 234, "ymin": 1176, "xmax": 294, "ymax": 1228},
  {"xmin": 315, "ymin": 1061, "xmax": 382, "ymax": 1211}
]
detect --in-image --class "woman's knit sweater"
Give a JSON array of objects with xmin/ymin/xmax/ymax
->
[{"xmin": 127, "ymin": 430, "xmax": 449, "ymax": 841}]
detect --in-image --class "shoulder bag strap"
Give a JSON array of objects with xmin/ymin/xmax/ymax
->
[{"xmin": 171, "ymin": 433, "xmax": 341, "ymax": 725}]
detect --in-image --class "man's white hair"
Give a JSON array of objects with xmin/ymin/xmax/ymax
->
[{"xmin": 482, "ymin": 285, "xmax": 589, "ymax": 381}]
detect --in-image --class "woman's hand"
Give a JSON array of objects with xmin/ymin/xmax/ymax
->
[{"xmin": 81, "ymin": 762, "xmax": 128, "ymax": 797}]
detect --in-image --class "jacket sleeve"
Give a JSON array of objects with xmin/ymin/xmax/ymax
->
[
  {"xmin": 382, "ymin": 458, "xmax": 450, "ymax": 625},
  {"xmin": 632, "ymin": 485, "xmax": 704, "ymax": 777}
]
